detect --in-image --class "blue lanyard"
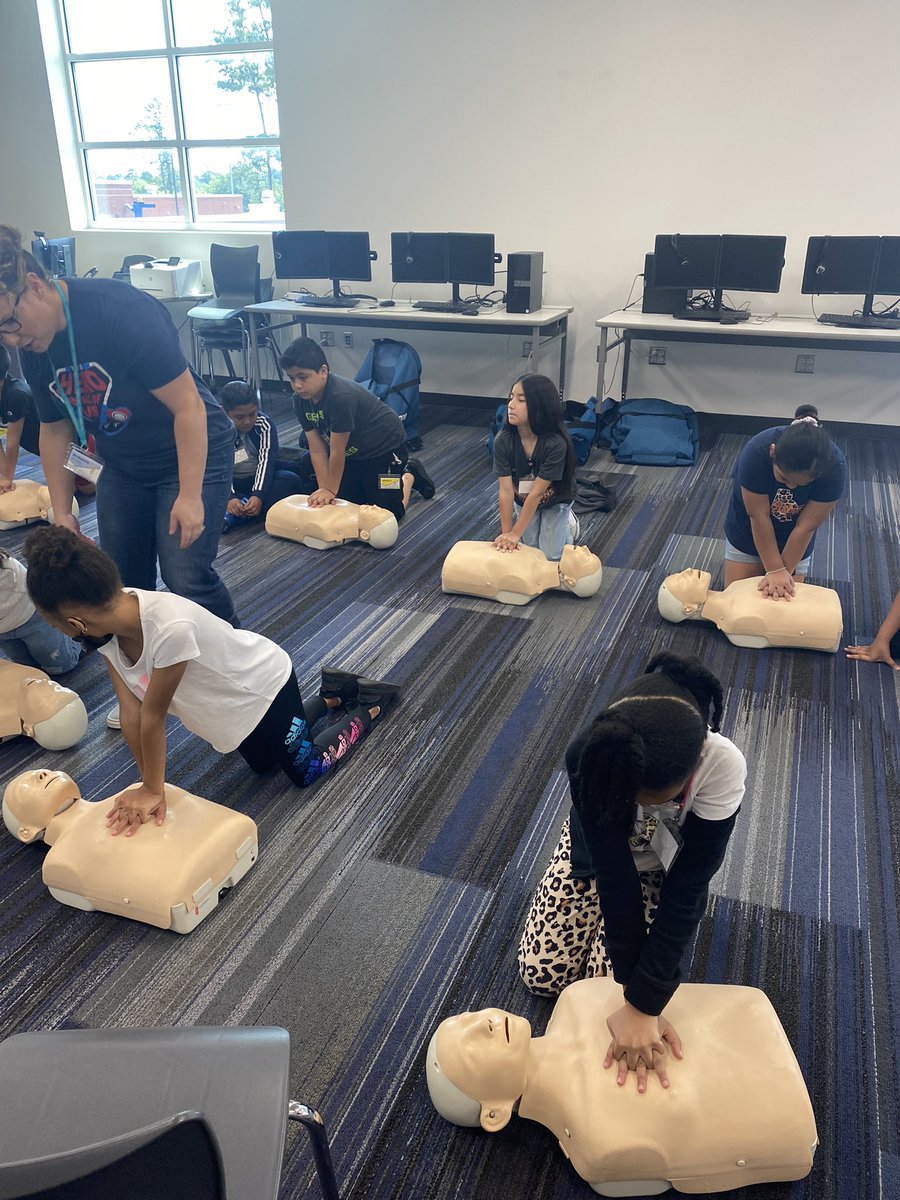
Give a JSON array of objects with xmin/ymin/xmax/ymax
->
[{"xmin": 52, "ymin": 282, "xmax": 87, "ymax": 448}]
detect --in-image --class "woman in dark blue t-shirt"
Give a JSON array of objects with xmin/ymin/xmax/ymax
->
[
  {"xmin": 0, "ymin": 224, "xmax": 236, "ymax": 629},
  {"xmin": 723, "ymin": 405, "xmax": 847, "ymax": 600}
]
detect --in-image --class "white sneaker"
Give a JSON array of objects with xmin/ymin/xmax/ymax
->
[{"xmin": 106, "ymin": 704, "xmax": 121, "ymax": 730}]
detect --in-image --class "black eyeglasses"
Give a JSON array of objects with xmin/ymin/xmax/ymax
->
[{"xmin": 0, "ymin": 289, "xmax": 26, "ymax": 335}]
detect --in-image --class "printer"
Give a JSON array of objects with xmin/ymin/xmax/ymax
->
[{"xmin": 129, "ymin": 257, "xmax": 202, "ymax": 298}]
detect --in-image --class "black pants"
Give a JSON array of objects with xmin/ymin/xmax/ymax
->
[
  {"xmin": 328, "ymin": 445, "xmax": 409, "ymax": 521},
  {"xmin": 237, "ymin": 671, "xmax": 372, "ymax": 787}
]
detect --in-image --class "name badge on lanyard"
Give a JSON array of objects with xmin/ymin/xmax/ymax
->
[{"xmin": 64, "ymin": 441, "xmax": 104, "ymax": 484}]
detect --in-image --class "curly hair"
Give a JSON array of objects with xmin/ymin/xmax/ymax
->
[
  {"xmin": 23, "ymin": 526, "xmax": 121, "ymax": 614},
  {"xmin": 0, "ymin": 225, "xmax": 47, "ymax": 298},
  {"xmin": 573, "ymin": 652, "xmax": 724, "ymax": 833}
]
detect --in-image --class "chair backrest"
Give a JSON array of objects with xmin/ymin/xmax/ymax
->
[
  {"xmin": 209, "ymin": 243, "xmax": 261, "ymax": 303},
  {"xmin": 2, "ymin": 1112, "xmax": 225, "ymax": 1200}
]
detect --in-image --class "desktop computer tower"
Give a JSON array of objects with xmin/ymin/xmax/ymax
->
[
  {"xmin": 507, "ymin": 251, "xmax": 543, "ymax": 313},
  {"xmin": 642, "ymin": 252, "xmax": 689, "ymax": 314}
]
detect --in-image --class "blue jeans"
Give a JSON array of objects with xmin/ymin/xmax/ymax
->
[
  {"xmin": 0, "ymin": 609, "xmax": 81, "ymax": 674},
  {"xmin": 96, "ymin": 437, "xmax": 236, "ymax": 624},
  {"xmin": 517, "ymin": 502, "xmax": 573, "ymax": 562}
]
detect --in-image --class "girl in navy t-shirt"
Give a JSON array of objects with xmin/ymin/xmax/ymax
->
[
  {"xmin": 723, "ymin": 405, "xmax": 846, "ymax": 600},
  {"xmin": 492, "ymin": 373, "xmax": 577, "ymax": 561}
]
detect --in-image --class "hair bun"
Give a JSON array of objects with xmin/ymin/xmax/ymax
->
[{"xmin": 24, "ymin": 525, "xmax": 81, "ymax": 573}]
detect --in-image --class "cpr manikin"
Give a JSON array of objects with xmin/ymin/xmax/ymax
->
[
  {"xmin": 441, "ymin": 542, "xmax": 602, "ymax": 605},
  {"xmin": 0, "ymin": 662, "xmax": 88, "ymax": 750},
  {"xmin": 0, "ymin": 480, "xmax": 79, "ymax": 529},
  {"xmin": 427, "ymin": 978, "xmax": 817, "ymax": 1196},
  {"xmin": 265, "ymin": 495, "xmax": 399, "ymax": 549},
  {"xmin": 2, "ymin": 770, "xmax": 258, "ymax": 934},
  {"xmin": 658, "ymin": 568, "xmax": 843, "ymax": 652}
]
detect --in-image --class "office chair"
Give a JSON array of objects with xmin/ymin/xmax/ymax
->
[
  {"xmin": 191, "ymin": 243, "xmax": 279, "ymax": 389},
  {"xmin": 0, "ymin": 1026, "xmax": 340, "ymax": 1200}
]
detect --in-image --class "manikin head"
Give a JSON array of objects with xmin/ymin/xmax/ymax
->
[
  {"xmin": 657, "ymin": 568, "xmax": 712, "ymax": 622},
  {"xmin": 426, "ymin": 1009, "xmax": 532, "ymax": 1132},
  {"xmin": 16, "ymin": 674, "xmax": 89, "ymax": 749},
  {"xmin": 2, "ymin": 769, "xmax": 81, "ymax": 844},
  {"xmin": 281, "ymin": 336, "xmax": 329, "ymax": 405}
]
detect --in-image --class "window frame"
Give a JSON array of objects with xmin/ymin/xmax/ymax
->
[{"xmin": 55, "ymin": 0, "xmax": 283, "ymax": 231}]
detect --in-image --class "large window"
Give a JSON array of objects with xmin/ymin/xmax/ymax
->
[{"xmin": 58, "ymin": 0, "xmax": 282, "ymax": 228}]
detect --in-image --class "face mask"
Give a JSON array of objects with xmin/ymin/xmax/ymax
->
[{"xmin": 73, "ymin": 631, "xmax": 113, "ymax": 649}]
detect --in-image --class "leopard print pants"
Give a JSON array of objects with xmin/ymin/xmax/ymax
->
[{"xmin": 517, "ymin": 817, "xmax": 663, "ymax": 997}]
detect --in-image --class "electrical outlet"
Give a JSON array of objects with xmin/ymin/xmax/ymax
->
[
  {"xmin": 648, "ymin": 346, "xmax": 667, "ymax": 366},
  {"xmin": 343, "ymin": 332, "xmax": 353, "ymax": 348},
  {"xmin": 522, "ymin": 340, "xmax": 532, "ymax": 357},
  {"xmin": 319, "ymin": 331, "xmax": 335, "ymax": 347},
  {"xmin": 795, "ymin": 354, "xmax": 815, "ymax": 374}
]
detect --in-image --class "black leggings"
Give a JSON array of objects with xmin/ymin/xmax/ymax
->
[{"xmin": 237, "ymin": 671, "xmax": 372, "ymax": 787}]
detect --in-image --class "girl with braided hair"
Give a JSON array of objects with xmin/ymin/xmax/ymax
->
[{"xmin": 517, "ymin": 652, "xmax": 746, "ymax": 1092}]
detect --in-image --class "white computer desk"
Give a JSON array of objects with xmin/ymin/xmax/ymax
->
[
  {"xmin": 597, "ymin": 309, "xmax": 900, "ymax": 402},
  {"xmin": 245, "ymin": 300, "xmax": 573, "ymax": 399}
]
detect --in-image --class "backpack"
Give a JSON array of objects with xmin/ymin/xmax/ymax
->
[
  {"xmin": 354, "ymin": 338, "xmax": 422, "ymax": 446},
  {"xmin": 596, "ymin": 397, "xmax": 699, "ymax": 467},
  {"xmin": 486, "ymin": 398, "xmax": 596, "ymax": 466}
]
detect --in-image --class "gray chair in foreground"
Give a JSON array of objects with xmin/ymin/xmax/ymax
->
[{"xmin": 0, "ymin": 1026, "xmax": 339, "ymax": 1200}]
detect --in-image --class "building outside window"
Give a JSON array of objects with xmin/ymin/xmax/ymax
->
[{"xmin": 58, "ymin": 0, "xmax": 282, "ymax": 228}]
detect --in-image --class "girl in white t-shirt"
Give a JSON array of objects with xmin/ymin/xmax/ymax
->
[
  {"xmin": 23, "ymin": 527, "xmax": 399, "ymax": 836},
  {"xmin": 517, "ymin": 653, "xmax": 746, "ymax": 1094},
  {"xmin": 0, "ymin": 546, "xmax": 80, "ymax": 674}
]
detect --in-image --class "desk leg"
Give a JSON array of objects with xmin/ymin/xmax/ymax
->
[
  {"xmin": 596, "ymin": 327, "xmax": 608, "ymax": 398},
  {"xmin": 559, "ymin": 315, "xmax": 568, "ymax": 399},
  {"xmin": 621, "ymin": 332, "xmax": 631, "ymax": 402},
  {"xmin": 248, "ymin": 312, "xmax": 261, "ymax": 402}
]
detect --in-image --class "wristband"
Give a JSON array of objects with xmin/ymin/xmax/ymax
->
[{"xmin": 765, "ymin": 567, "xmax": 787, "ymax": 576}]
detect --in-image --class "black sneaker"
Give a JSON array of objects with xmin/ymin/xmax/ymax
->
[
  {"xmin": 319, "ymin": 666, "xmax": 362, "ymax": 705},
  {"xmin": 356, "ymin": 676, "xmax": 402, "ymax": 713},
  {"xmin": 407, "ymin": 458, "xmax": 435, "ymax": 500}
]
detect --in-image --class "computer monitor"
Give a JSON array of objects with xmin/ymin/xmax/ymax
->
[
  {"xmin": 718, "ymin": 235, "xmax": 786, "ymax": 293},
  {"xmin": 31, "ymin": 234, "xmax": 76, "ymax": 277},
  {"xmin": 801, "ymin": 236, "xmax": 879, "ymax": 298},
  {"xmin": 652, "ymin": 233, "xmax": 785, "ymax": 321},
  {"xmin": 390, "ymin": 233, "xmax": 449, "ymax": 285},
  {"xmin": 447, "ymin": 233, "xmax": 495, "ymax": 286},
  {"xmin": 873, "ymin": 237, "xmax": 900, "ymax": 298},
  {"xmin": 272, "ymin": 230, "xmax": 329, "ymax": 280},
  {"xmin": 325, "ymin": 232, "xmax": 373, "ymax": 284},
  {"xmin": 652, "ymin": 235, "xmax": 720, "ymax": 291}
]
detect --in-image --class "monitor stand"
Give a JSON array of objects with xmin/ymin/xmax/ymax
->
[
  {"xmin": 817, "ymin": 289, "xmax": 900, "ymax": 329},
  {"xmin": 672, "ymin": 287, "xmax": 750, "ymax": 323}
]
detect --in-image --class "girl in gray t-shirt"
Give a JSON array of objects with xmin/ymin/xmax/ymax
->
[{"xmin": 492, "ymin": 373, "xmax": 577, "ymax": 561}]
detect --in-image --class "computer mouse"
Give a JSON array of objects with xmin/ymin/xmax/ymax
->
[
  {"xmin": 719, "ymin": 316, "xmax": 741, "ymax": 325},
  {"xmin": 379, "ymin": 300, "xmax": 396, "ymax": 307}
]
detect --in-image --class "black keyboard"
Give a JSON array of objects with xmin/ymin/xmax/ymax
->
[
  {"xmin": 672, "ymin": 308, "xmax": 750, "ymax": 323},
  {"xmin": 412, "ymin": 300, "xmax": 479, "ymax": 315},
  {"xmin": 291, "ymin": 295, "xmax": 361, "ymax": 308},
  {"xmin": 818, "ymin": 312, "xmax": 900, "ymax": 330}
]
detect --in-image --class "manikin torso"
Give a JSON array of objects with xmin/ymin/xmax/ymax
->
[
  {"xmin": 441, "ymin": 542, "xmax": 603, "ymax": 604},
  {"xmin": 3, "ymin": 771, "xmax": 258, "ymax": 933},
  {"xmin": 0, "ymin": 480, "xmax": 79, "ymax": 528},
  {"xmin": 658, "ymin": 569, "xmax": 843, "ymax": 652},
  {"xmin": 431, "ymin": 979, "xmax": 817, "ymax": 1197},
  {"xmin": 265, "ymin": 495, "xmax": 398, "ymax": 548}
]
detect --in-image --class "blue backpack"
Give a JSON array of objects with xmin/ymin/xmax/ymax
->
[
  {"xmin": 486, "ymin": 399, "xmax": 596, "ymax": 466},
  {"xmin": 354, "ymin": 338, "xmax": 422, "ymax": 445},
  {"xmin": 596, "ymin": 397, "xmax": 699, "ymax": 466}
]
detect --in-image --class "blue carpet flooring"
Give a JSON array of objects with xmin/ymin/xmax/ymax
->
[{"xmin": 0, "ymin": 398, "xmax": 898, "ymax": 1199}]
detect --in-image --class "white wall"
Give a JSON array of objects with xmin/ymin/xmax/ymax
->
[{"xmin": 5, "ymin": 0, "xmax": 900, "ymax": 417}]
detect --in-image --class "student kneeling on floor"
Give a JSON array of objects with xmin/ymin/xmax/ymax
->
[{"xmin": 281, "ymin": 337, "xmax": 434, "ymax": 520}]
